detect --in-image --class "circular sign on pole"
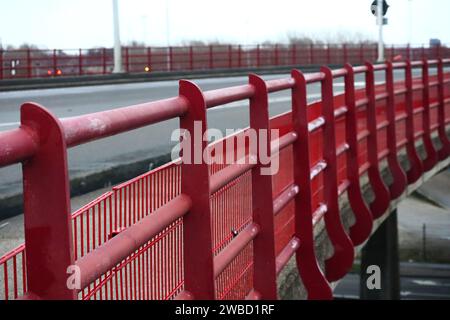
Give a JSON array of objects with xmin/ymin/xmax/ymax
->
[{"xmin": 371, "ymin": 0, "xmax": 390, "ymax": 16}]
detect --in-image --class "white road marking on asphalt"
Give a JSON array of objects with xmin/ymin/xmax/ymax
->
[
  {"xmin": 0, "ymin": 122, "xmax": 20, "ymax": 128},
  {"xmin": 412, "ymin": 280, "xmax": 438, "ymax": 286},
  {"xmin": 0, "ymin": 222, "xmax": 9, "ymax": 230},
  {"xmin": 401, "ymin": 291, "xmax": 450, "ymax": 298}
]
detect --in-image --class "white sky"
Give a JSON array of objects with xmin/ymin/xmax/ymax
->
[{"xmin": 0, "ymin": 0, "xmax": 449, "ymax": 49}]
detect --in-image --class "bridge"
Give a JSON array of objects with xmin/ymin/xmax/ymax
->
[{"xmin": 0, "ymin": 57, "xmax": 449, "ymax": 300}]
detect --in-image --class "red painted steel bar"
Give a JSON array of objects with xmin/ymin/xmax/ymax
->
[
  {"xmin": 248, "ymin": 74, "xmax": 278, "ymax": 299},
  {"xmin": 385, "ymin": 62, "xmax": 408, "ymax": 199},
  {"xmin": 364, "ymin": 62, "xmax": 391, "ymax": 219},
  {"xmin": 320, "ymin": 67, "xmax": 355, "ymax": 282},
  {"xmin": 0, "ymin": 128, "xmax": 38, "ymax": 168},
  {"xmin": 420, "ymin": 59, "xmax": 439, "ymax": 171},
  {"xmin": 343, "ymin": 64, "xmax": 374, "ymax": 245},
  {"xmin": 213, "ymin": 223, "xmax": 259, "ymax": 278},
  {"xmin": 275, "ymin": 238, "xmax": 300, "ymax": 275},
  {"xmin": 179, "ymin": 80, "xmax": 216, "ymax": 299},
  {"xmin": 204, "ymin": 85, "xmax": 255, "ymax": 109},
  {"xmin": 62, "ymin": 97, "xmax": 188, "ymax": 147},
  {"xmin": 291, "ymin": 69, "xmax": 333, "ymax": 299}
]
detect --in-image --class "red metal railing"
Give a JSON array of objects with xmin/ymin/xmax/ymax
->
[
  {"xmin": 1, "ymin": 44, "xmax": 449, "ymax": 80},
  {"xmin": 0, "ymin": 59, "xmax": 449, "ymax": 300}
]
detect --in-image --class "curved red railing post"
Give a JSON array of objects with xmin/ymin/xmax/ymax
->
[
  {"xmin": 344, "ymin": 64, "xmax": 373, "ymax": 245},
  {"xmin": 291, "ymin": 69, "xmax": 333, "ymax": 300},
  {"xmin": 404, "ymin": 60, "xmax": 424, "ymax": 183},
  {"xmin": 321, "ymin": 67, "xmax": 355, "ymax": 282},
  {"xmin": 248, "ymin": 74, "xmax": 278, "ymax": 300},
  {"xmin": 385, "ymin": 62, "xmax": 408, "ymax": 199},
  {"xmin": 179, "ymin": 80, "xmax": 216, "ymax": 300},
  {"xmin": 437, "ymin": 59, "xmax": 450, "ymax": 160},
  {"xmin": 20, "ymin": 103, "xmax": 76, "ymax": 300},
  {"xmin": 420, "ymin": 59, "xmax": 438, "ymax": 171},
  {"xmin": 364, "ymin": 62, "xmax": 391, "ymax": 219}
]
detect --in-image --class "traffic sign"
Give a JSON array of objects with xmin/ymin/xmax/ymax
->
[{"xmin": 371, "ymin": 0, "xmax": 390, "ymax": 16}]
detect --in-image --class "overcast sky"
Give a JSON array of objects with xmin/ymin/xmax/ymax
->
[{"xmin": 0, "ymin": 0, "xmax": 449, "ymax": 49}]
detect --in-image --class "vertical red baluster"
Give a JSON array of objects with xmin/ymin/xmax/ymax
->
[
  {"xmin": 26, "ymin": 48, "xmax": 32, "ymax": 78},
  {"xmin": 343, "ymin": 44, "xmax": 348, "ymax": 64},
  {"xmin": 125, "ymin": 47, "xmax": 129, "ymax": 73},
  {"xmin": 321, "ymin": 67, "xmax": 354, "ymax": 282},
  {"xmin": 169, "ymin": 46, "xmax": 173, "ymax": 72},
  {"xmin": 0, "ymin": 49, "xmax": 3, "ymax": 80},
  {"xmin": 238, "ymin": 45, "xmax": 242, "ymax": 68},
  {"xmin": 344, "ymin": 64, "xmax": 373, "ymax": 245},
  {"xmin": 79, "ymin": 49, "xmax": 83, "ymax": 76},
  {"xmin": 385, "ymin": 62, "xmax": 408, "ymax": 199},
  {"xmin": 189, "ymin": 46, "xmax": 194, "ymax": 71},
  {"xmin": 359, "ymin": 44, "xmax": 364, "ymax": 64},
  {"xmin": 274, "ymin": 44, "xmax": 279, "ymax": 66},
  {"xmin": 53, "ymin": 49, "xmax": 57, "ymax": 75},
  {"xmin": 179, "ymin": 80, "xmax": 215, "ymax": 299},
  {"xmin": 421, "ymin": 60, "xmax": 438, "ymax": 171},
  {"xmin": 326, "ymin": 44, "xmax": 331, "ymax": 65},
  {"xmin": 228, "ymin": 45, "xmax": 232, "ymax": 69},
  {"xmin": 256, "ymin": 45, "xmax": 261, "ymax": 68},
  {"xmin": 209, "ymin": 45, "xmax": 213, "ymax": 70},
  {"xmin": 437, "ymin": 59, "xmax": 450, "ymax": 160},
  {"xmin": 102, "ymin": 48, "xmax": 107, "ymax": 75},
  {"xmin": 310, "ymin": 43, "xmax": 314, "ymax": 65},
  {"xmin": 291, "ymin": 69, "xmax": 333, "ymax": 300},
  {"xmin": 292, "ymin": 44, "xmax": 297, "ymax": 65},
  {"xmin": 21, "ymin": 103, "xmax": 76, "ymax": 300},
  {"xmin": 248, "ymin": 74, "xmax": 278, "ymax": 300},
  {"xmin": 404, "ymin": 60, "xmax": 424, "ymax": 183},
  {"xmin": 364, "ymin": 62, "xmax": 391, "ymax": 219},
  {"xmin": 145, "ymin": 47, "xmax": 151, "ymax": 71}
]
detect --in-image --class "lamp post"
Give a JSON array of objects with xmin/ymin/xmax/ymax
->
[
  {"xmin": 377, "ymin": 0, "xmax": 385, "ymax": 62},
  {"xmin": 112, "ymin": 0, "xmax": 123, "ymax": 73},
  {"xmin": 165, "ymin": 0, "xmax": 171, "ymax": 71}
]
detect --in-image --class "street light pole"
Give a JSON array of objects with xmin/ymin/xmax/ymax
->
[
  {"xmin": 165, "ymin": 0, "xmax": 171, "ymax": 71},
  {"xmin": 377, "ymin": 0, "xmax": 385, "ymax": 62},
  {"xmin": 408, "ymin": 0, "xmax": 413, "ymax": 45},
  {"xmin": 112, "ymin": 0, "xmax": 123, "ymax": 73}
]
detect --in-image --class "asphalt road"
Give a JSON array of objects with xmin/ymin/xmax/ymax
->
[
  {"xmin": 0, "ymin": 69, "xmax": 423, "ymax": 199},
  {"xmin": 335, "ymin": 269, "xmax": 450, "ymax": 300}
]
